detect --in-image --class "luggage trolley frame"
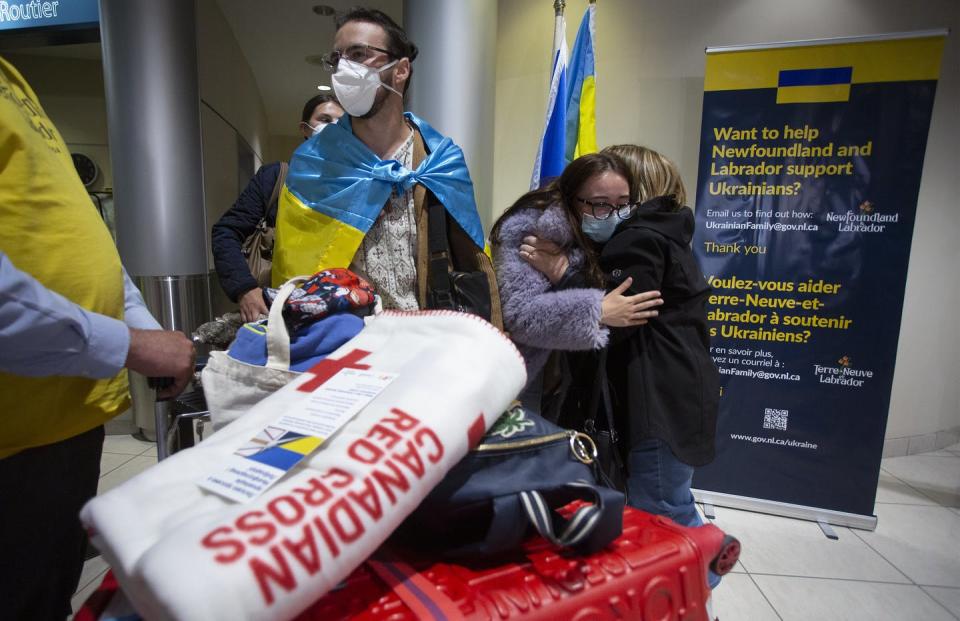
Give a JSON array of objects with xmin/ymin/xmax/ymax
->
[{"xmin": 148, "ymin": 359, "xmax": 211, "ymax": 461}]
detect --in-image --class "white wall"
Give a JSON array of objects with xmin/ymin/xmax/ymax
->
[
  {"xmin": 196, "ymin": 0, "xmax": 268, "ymax": 166},
  {"xmin": 196, "ymin": 0, "xmax": 270, "ymax": 225},
  {"xmin": 493, "ymin": 0, "xmax": 959, "ymax": 442},
  {"xmin": 267, "ymin": 133, "xmax": 303, "ymax": 164},
  {"xmin": 196, "ymin": 0, "xmax": 270, "ymax": 311}
]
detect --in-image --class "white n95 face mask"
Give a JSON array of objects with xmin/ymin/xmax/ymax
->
[{"xmin": 331, "ymin": 57, "xmax": 402, "ymax": 117}]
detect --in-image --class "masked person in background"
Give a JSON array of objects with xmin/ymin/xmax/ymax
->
[
  {"xmin": 271, "ymin": 8, "xmax": 498, "ymax": 321},
  {"xmin": 212, "ymin": 94, "xmax": 343, "ymax": 322},
  {"xmin": 0, "ymin": 55, "xmax": 195, "ymax": 620}
]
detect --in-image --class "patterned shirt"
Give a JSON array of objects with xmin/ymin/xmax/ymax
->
[{"xmin": 348, "ymin": 129, "xmax": 419, "ymax": 310}]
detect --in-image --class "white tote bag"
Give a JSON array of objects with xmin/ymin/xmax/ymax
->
[{"xmin": 201, "ymin": 276, "xmax": 307, "ymax": 431}]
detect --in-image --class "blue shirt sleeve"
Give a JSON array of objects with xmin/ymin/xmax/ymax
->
[
  {"xmin": 122, "ymin": 267, "xmax": 162, "ymax": 331},
  {"xmin": 0, "ymin": 251, "xmax": 159, "ymax": 379}
]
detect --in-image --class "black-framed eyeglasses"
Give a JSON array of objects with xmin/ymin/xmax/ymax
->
[
  {"xmin": 576, "ymin": 197, "xmax": 637, "ymax": 220},
  {"xmin": 321, "ymin": 44, "xmax": 395, "ymax": 71}
]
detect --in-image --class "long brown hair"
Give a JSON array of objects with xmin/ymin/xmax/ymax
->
[
  {"xmin": 491, "ymin": 152, "xmax": 634, "ymax": 286},
  {"xmin": 602, "ymin": 144, "xmax": 686, "ymax": 208}
]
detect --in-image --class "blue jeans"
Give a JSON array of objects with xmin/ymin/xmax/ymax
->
[{"xmin": 627, "ymin": 438, "xmax": 721, "ymax": 589}]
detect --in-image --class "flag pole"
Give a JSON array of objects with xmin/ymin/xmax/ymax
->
[{"xmin": 554, "ymin": 0, "xmax": 565, "ymax": 16}]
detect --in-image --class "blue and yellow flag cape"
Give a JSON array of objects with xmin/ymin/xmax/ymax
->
[{"xmin": 272, "ymin": 112, "xmax": 483, "ymax": 285}]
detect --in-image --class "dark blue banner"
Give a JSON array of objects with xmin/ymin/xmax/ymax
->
[{"xmin": 691, "ymin": 34, "xmax": 945, "ymax": 520}]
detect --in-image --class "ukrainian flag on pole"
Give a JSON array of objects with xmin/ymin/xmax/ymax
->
[
  {"xmin": 566, "ymin": 2, "xmax": 597, "ymax": 160},
  {"xmin": 530, "ymin": 3, "xmax": 568, "ymax": 189}
]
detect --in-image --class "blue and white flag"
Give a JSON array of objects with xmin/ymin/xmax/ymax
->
[{"xmin": 530, "ymin": 10, "xmax": 569, "ymax": 189}]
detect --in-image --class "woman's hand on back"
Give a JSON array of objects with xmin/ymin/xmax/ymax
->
[
  {"xmin": 519, "ymin": 235, "xmax": 569, "ymax": 285},
  {"xmin": 600, "ymin": 278, "xmax": 663, "ymax": 327}
]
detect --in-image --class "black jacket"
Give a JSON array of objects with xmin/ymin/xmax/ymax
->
[
  {"xmin": 211, "ymin": 161, "xmax": 283, "ymax": 302},
  {"xmin": 601, "ymin": 196, "xmax": 719, "ymax": 466}
]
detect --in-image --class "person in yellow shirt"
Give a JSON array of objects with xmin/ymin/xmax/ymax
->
[{"xmin": 0, "ymin": 56, "xmax": 195, "ymax": 620}]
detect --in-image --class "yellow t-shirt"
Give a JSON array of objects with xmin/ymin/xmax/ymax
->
[{"xmin": 0, "ymin": 56, "xmax": 130, "ymax": 458}]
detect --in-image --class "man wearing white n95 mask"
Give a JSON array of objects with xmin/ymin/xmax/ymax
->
[
  {"xmin": 272, "ymin": 8, "xmax": 499, "ymax": 323},
  {"xmin": 327, "ymin": 11, "xmax": 413, "ymax": 132}
]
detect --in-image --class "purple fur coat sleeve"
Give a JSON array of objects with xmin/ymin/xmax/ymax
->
[{"xmin": 493, "ymin": 205, "xmax": 608, "ymax": 361}]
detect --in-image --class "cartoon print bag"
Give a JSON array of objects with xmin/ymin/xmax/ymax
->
[{"xmin": 396, "ymin": 404, "xmax": 625, "ymax": 559}]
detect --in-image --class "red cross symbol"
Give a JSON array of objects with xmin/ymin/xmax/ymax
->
[
  {"xmin": 298, "ymin": 349, "xmax": 372, "ymax": 392},
  {"xmin": 467, "ymin": 413, "xmax": 486, "ymax": 448}
]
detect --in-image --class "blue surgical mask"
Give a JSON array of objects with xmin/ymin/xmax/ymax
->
[{"xmin": 581, "ymin": 213, "xmax": 619, "ymax": 243}]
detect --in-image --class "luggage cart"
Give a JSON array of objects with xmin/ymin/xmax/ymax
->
[
  {"xmin": 148, "ymin": 357, "xmax": 211, "ymax": 461},
  {"xmin": 146, "ymin": 314, "xmax": 244, "ymax": 460}
]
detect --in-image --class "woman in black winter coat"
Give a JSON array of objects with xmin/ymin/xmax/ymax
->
[{"xmin": 601, "ymin": 144, "xmax": 719, "ymax": 524}]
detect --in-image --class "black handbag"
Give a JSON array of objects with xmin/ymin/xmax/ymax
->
[
  {"xmin": 584, "ymin": 348, "xmax": 630, "ymax": 498},
  {"xmin": 425, "ymin": 198, "xmax": 493, "ymax": 322},
  {"xmin": 543, "ymin": 349, "xmax": 630, "ymax": 498},
  {"xmin": 396, "ymin": 404, "xmax": 625, "ymax": 560}
]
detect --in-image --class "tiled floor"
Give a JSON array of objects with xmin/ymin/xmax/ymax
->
[
  {"xmin": 710, "ymin": 442, "xmax": 960, "ymax": 620},
  {"xmin": 71, "ymin": 440, "xmax": 960, "ymax": 619}
]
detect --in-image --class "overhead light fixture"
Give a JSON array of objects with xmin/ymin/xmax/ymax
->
[
  {"xmin": 317, "ymin": 85, "xmax": 331, "ymax": 91},
  {"xmin": 312, "ymin": 5, "xmax": 335, "ymax": 16}
]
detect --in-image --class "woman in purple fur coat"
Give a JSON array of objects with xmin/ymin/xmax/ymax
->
[{"xmin": 490, "ymin": 153, "xmax": 663, "ymax": 412}]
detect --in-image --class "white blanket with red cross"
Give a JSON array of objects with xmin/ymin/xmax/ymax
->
[{"xmin": 80, "ymin": 311, "xmax": 526, "ymax": 621}]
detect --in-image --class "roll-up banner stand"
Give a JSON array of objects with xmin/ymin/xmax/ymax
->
[{"xmin": 691, "ymin": 30, "xmax": 947, "ymax": 530}]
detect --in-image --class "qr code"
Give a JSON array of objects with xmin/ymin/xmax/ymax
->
[{"xmin": 763, "ymin": 408, "xmax": 789, "ymax": 431}]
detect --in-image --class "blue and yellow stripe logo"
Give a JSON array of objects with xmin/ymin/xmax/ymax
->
[
  {"xmin": 776, "ymin": 67, "xmax": 852, "ymax": 104},
  {"xmin": 705, "ymin": 35, "xmax": 945, "ymax": 95}
]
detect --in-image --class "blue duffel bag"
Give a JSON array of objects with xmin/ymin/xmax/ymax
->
[{"xmin": 395, "ymin": 403, "xmax": 625, "ymax": 559}]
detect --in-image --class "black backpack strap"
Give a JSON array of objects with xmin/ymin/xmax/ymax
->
[
  {"xmin": 597, "ymin": 350, "xmax": 618, "ymax": 442},
  {"xmin": 584, "ymin": 349, "xmax": 614, "ymax": 437},
  {"xmin": 427, "ymin": 195, "xmax": 454, "ymax": 309}
]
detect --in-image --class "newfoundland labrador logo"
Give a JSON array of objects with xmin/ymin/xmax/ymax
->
[
  {"xmin": 826, "ymin": 202, "xmax": 899, "ymax": 233},
  {"xmin": 813, "ymin": 356, "xmax": 873, "ymax": 387}
]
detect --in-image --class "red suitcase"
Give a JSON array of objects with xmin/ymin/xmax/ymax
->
[
  {"xmin": 76, "ymin": 506, "xmax": 739, "ymax": 621},
  {"xmin": 297, "ymin": 505, "xmax": 740, "ymax": 621}
]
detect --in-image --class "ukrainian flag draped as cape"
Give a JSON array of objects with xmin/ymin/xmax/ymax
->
[{"xmin": 272, "ymin": 112, "xmax": 483, "ymax": 286}]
